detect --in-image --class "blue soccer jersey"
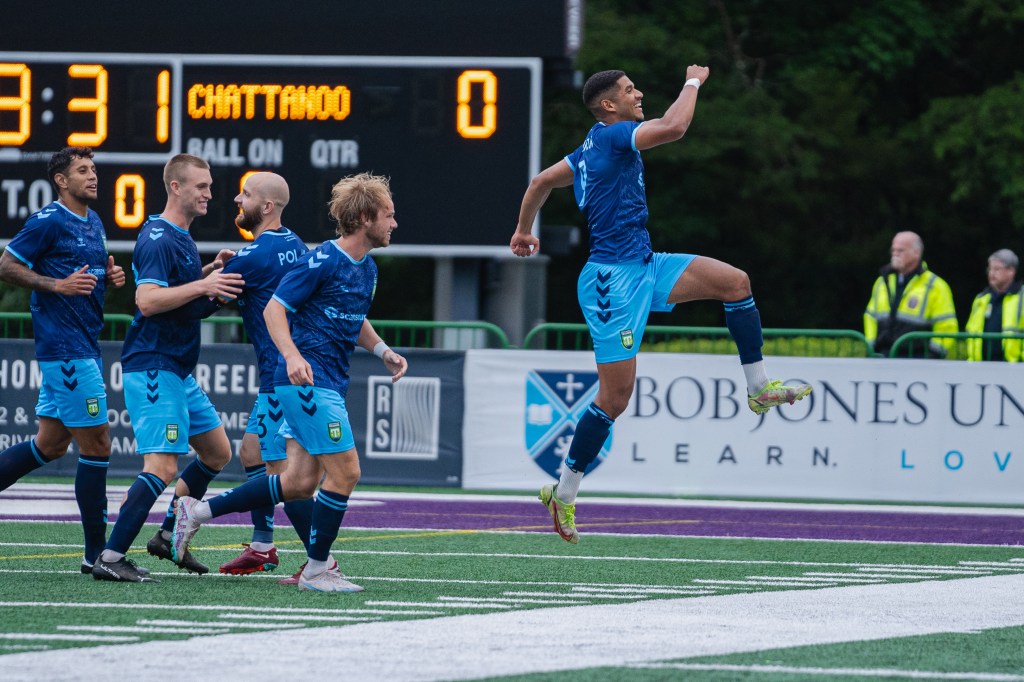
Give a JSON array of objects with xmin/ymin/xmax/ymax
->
[
  {"xmin": 271, "ymin": 240, "xmax": 377, "ymax": 396},
  {"xmin": 222, "ymin": 227, "xmax": 308, "ymax": 391},
  {"xmin": 121, "ymin": 216, "xmax": 205, "ymax": 377},
  {"xmin": 564, "ymin": 121, "xmax": 653, "ymax": 264},
  {"xmin": 4, "ymin": 201, "xmax": 108, "ymax": 360}
]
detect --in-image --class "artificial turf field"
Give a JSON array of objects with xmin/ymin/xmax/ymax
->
[{"xmin": 2, "ymin": 483, "xmax": 1024, "ymax": 680}]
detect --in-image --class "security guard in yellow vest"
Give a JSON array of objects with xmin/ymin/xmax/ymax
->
[
  {"xmin": 965, "ymin": 248, "xmax": 1024, "ymax": 361},
  {"xmin": 864, "ymin": 231, "xmax": 958, "ymax": 358}
]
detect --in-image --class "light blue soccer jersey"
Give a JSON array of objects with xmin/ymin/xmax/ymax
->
[
  {"xmin": 221, "ymin": 227, "xmax": 308, "ymax": 392},
  {"xmin": 4, "ymin": 201, "xmax": 108, "ymax": 360},
  {"xmin": 121, "ymin": 216, "xmax": 205, "ymax": 377},
  {"xmin": 271, "ymin": 240, "xmax": 377, "ymax": 396},
  {"xmin": 564, "ymin": 121, "xmax": 653, "ymax": 264}
]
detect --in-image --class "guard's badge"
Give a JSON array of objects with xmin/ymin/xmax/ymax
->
[
  {"xmin": 620, "ymin": 329, "xmax": 634, "ymax": 350},
  {"xmin": 166, "ymin": 423, "xmax": 179, "ymax": 444},
  {"xmin": 85, "ymin": 397, "xmax": 100, "ymax": 418},
  {"xmin": 907, "ymin": 295, "xmax": 920, "ymax": 310},
  {"xmin": 328, "ymin": 421, "xmax": 343, "ymax": 443}
]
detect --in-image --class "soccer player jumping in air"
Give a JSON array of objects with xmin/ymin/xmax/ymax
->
[{"xmin": 509, "ymin": 66, "xmax": 811, "ymax": 544}]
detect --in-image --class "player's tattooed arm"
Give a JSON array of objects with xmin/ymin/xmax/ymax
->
[{"xmin": 0, "ymin": 250, "xmax": 97, "ymax": 296}]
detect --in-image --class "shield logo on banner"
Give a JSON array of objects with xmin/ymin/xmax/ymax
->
[
  {"xmin": 328, "ymin": 421, "xmax": 342, "ymax": 443},
  {"xmin": 166, "ymin": 423, "xmax": 179, "ymax": 444},
  {"xmin": 85, "ymin": 397, "xmax": 100, "ymax": 418},
  {"xmin": 524, "ymin": 370, "xmax": 611, "ymax": 479}
]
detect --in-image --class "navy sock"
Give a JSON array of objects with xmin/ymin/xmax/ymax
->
[
  {"xmin": 75, "ymin": 455, "xmax": 108, "ymax": 564},
  {"xmin": 0, "ymin": 439, "xmax": 47, "ymax": 491},
  {"xmin": 284, "ymin": 498, "xmax": 315, "ymax": 553},
  {"xmin": 308, "ymin": 490, "xmax": 348, "ymax": 562},
  {"xmin": 565, "ymin": 403, "xmax": 614, "ymax": 474},
  {"xmin": 208, "ymin": 474, "xmax": 283, "ymax": 519},
  {"xmin": 106, "ymin": 472, "xmax": 166, "ymax": 555},
  {"xmin": 244, "ymin": 464, "xmax": 275, "ymax": 544},
  {"xmin": 724, "ymin": 296, "xmax": 764, "ymax": 364},
  {"xmin": 160, "ymin": 458, "xmax": 220, "ymax": 534}
]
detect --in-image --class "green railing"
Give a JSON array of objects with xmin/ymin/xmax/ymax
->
[
  {"xmin": 0, "ymin": 312, "xmax": 510, "ymax": 350},
  {"xmin": 521, "ymin": 323, "xmax": 875, "ymax": 357},
  {"xmin": 889, "ymin": 331, "xmax": 1024, "ymax": 360},
  {"xmin": 21, "ymin": 312, "xmax": 1022, "ymax": 360}
]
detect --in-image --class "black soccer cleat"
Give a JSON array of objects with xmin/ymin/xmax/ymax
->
[
  {"xmin": 83, "ymin": 559, "xmax": 150, "ymax": 576},
  {"xmin": 91, "ymin": 557, "xmax": 160, "ymax": 583},
  {"xmin": 146, "ymin": 530, "xmax": 209, "ymax": 575}
]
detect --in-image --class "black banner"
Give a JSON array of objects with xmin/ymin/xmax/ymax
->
[{"xmin": 0, "ymin": 339, "xmax": 463, "ymax": 486}]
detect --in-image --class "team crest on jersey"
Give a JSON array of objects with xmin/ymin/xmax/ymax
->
[
  {"xmin": 620, "ymin": 329, "xmax": 634, "ymax": 350},
  {"xmin": 85, "ymin": 397, "xmax": 100, "ymax": 418},
  {"xmin": 166, "ymin": 423, "xmax": 179, "ymax": 444},
  {"xmin": 327, "ymin": 421, "xmax": 343, "ymax": 443},
  {"xmin": 524, "ymin": 370, "xmax": 611, "ymax": 478}
]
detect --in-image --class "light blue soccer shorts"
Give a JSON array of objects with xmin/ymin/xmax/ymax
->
[
  {"xmin": 245, "ymin": 391, "xmax": 286, "ymax": 462},
  {"xmin": 577, "ymin": 252, "xmax": 696, "ymax": 363},
  {"xmin": 123, "ymin": 370, "xmax": 222, "ymax": 455},
  {"xmin": 36, "ymin": 358, "xmax": 107, "ymax": 428},
  {"xmin": 274, "ymin": 384, "xmax": 355, "ymax": 455}
]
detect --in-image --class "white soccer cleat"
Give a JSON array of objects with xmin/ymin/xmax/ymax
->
[
  {"xmin": 171, "ymin": 496, "xmax": 203, "ymax": 564},
  {"xmin": 298, "ymin": 565, "xmax": 364, "ymax": 593}
]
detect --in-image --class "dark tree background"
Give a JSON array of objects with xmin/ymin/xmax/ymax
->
[{"xmin": 538, "ymin": 0, "xmax": 1024, "ymax": 330}]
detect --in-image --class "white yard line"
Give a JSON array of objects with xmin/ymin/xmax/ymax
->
[
  {"xmin": 8, "ymin": 481, "xmax": 1024, "ymax": 516},
  {"xmin": 3, "ymin": 573, "xmax": 1024, "ymax": 681}
]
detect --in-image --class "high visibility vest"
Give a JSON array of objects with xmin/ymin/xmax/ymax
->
[
  {"xmin": 965, "ymin": 284, "xmax": 1024, "ymax": 362},
  {"xmin": 864, "ymin": 264, "xmax": 958, "ymax": 358}
]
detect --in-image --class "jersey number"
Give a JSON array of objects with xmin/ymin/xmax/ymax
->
[{"xmin": 577, "ymin": 159, "xmax": 588, "ymax": 209}]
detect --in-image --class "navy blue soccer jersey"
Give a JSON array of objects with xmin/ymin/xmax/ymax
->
[
  {"xmin": 4, "ymin": 201, "xmax": 108, "ymax": 360},
  {"xmin": 121, "ymin": 216, "xmax": 205, "ymax": 377},
  {"xmin": 221, "ymin": 227, "xmax": 308, "ymax": 392},
  {"xmin": 564, "ymin": 121, "xmax": 653, "ymax": 264},
  {"xmin": 271, "ymin": 240, "xmax": 378, "ymax": 396}
]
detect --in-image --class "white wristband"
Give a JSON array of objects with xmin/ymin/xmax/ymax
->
[
  {"xmin": 373, "ymin": 341, "xmax": 390, "ymax": 359},
  {"xmin": 684, "ymin": 78, "xmax": 701, "ymax": 90}
]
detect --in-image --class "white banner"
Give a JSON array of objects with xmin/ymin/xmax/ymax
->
[{"xmin": 463, "ymin": 350, "xmax": 1024, "ymax": 504}]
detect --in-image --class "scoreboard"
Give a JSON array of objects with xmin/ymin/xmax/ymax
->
[{"xmin": 0, "ymin": 53, "xmax": 541, "ymax": 253}]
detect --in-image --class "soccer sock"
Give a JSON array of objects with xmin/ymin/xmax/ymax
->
[
  {"xmin": 104, "ymin": 472, "xmax": 166, "ymax": 556},
  {"xmin": 742, "ymin": 361, "xmax": 770, "ymax": 396},
  {"xmin": 724, "ymin": 296, "xmax": 765, "ymax": 365},
  {"xmin": 284, "ymin": 497, "xmax": 315, "ymax": 553},
  {"xmin": 160, "ymin": 459, "xmax": 220, "ymax": 535},
  {"xmin": 75, "ymin": 454, "xmax": 109, "ymax": 564},
  {"xmin": 556, "ymin": 469, "xmax": 584, "ymax": 504},
  {"xmin": 0, "ymin": 439, "xmax": 47, "ymax": 491},
  {"xmin": 207, "ymin": 474, "xmax": 284, "ymax": 520},
  {"xmin": 308, "ymin": 490, "xmax": 348, "ymax": 563},
  {"xmin": 243, "ymin": 464, "xmax": 276, "ymax": 544},
  {"xmin": 558, "ymin": 403, "xmax": 614, "ymax": 504}
]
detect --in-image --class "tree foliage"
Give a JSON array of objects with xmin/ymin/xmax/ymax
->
[{"xmin": 539, "ymin": 0, "xmax": 1024, "ymax": 330}]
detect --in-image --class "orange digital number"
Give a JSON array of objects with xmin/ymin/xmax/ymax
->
[
  {"xmin": 456, "ymin": 70, "xmax": 497, "ymax": 139},
  {"xmin": 114, "ymin": 174, "xmax": 145, "ymax": 228},
  {"xmin": 156, "ymin": 69, "xmax": 170, "ymax": 143},
  {"xmin": 0, "ymin": 63, "xmax": 31, "ymax": 145},
  {"xmin": 67, "ymin": 64, "xmax": 108, "ymax": 146}
]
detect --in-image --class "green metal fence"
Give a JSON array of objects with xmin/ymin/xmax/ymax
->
[
  {"xmin": 889, "ymin": 331, "xmax": 1024, "ymax": 360},
  {"xmin": 0, "ymin": 312, "xmax": 510, "ymax": 350},
  {"xmin": 521, "ymin": 323, "xmax": 875, "ymax": 357},
  {"xmin": 10, "ymin": 311, "xmax": 1019, "ymax": 360}
]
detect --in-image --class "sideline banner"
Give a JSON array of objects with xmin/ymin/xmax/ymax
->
[
  {"xmin": 0, "ymin": 340, "xmax": 463, "ymax": 486},
  {"xmin": 463, "ymin": 349, "xmax": 1024, "ymax": 504}
]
